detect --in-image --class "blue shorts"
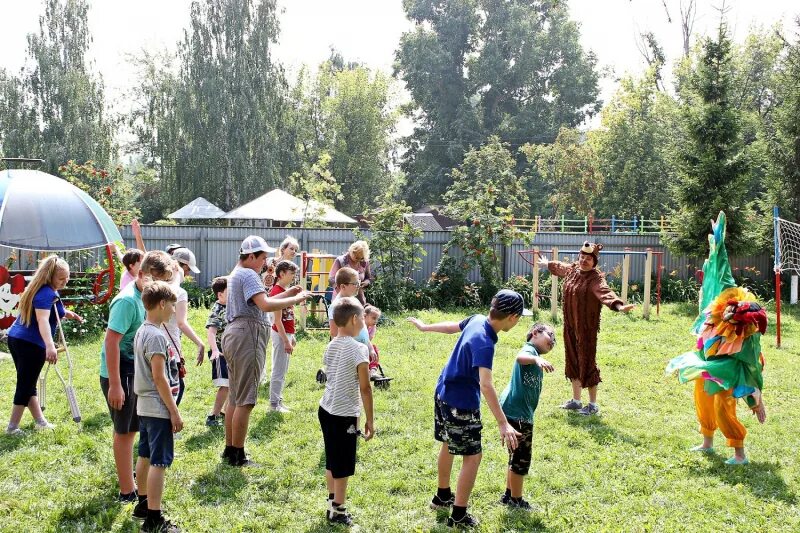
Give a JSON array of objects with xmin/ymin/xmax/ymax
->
[
  {"xmin": 138, "ymin": 416, "xmax": 174, "ymax": 468},
  {"xmin": 208, "ymin": 350, "xmax": 229, "ymax": 387}
]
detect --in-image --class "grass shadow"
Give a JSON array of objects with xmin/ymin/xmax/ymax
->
[
  {"xmin": 689, "ymin": 455, "xmax": 797, "ymax": 504},
  {"xmin": 564, "ymin": 413, "xmax": 640, "ymax": 446},
  {"xmin": 184, "ymin": 426, "xmax": 224, "ymax": 452},
  {"xmin": 249, "ymin": 410, "xmax": 284, "ymax": 442},
  {"xmin": 191, "ymin": 462, "xmax": 248, "ymax": 504},
  {"xmin": 79, "ymin": 410, "xmax": 111, "ymax": 434},
  {"xmin": 500, "ymin": 508, "xmax": 549, "ymax": 532},
  {"xmin": 0, "ymin": 433, "xmax": 27, "ymax": 454},
  {"xmin": 55, "ymin": 485, "xmax": 123, "ymax": 531}
]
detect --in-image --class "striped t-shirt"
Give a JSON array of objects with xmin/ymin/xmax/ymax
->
[{"xmin": 319, "ymin": 336, "xmax": 370, "ymax": 417}]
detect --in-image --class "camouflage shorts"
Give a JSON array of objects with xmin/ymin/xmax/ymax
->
[
  {"xmin": 434, "ymin": 395, "xmax": 482, "ymax": 456},
  {"xmin": 508, "ymin": 418, "xmax": 533, "ymax": 475}
]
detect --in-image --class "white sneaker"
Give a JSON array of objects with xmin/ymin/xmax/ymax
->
[
  {"xmin": 34, "ymin": 420, "xmax": 55, "ymax": 430},
  {"xmin": 5, "ymin": 426, "xmax": 23, "ymax": 436},
  {"xmin": 269, "ymin": 403, "xmax": 291, "ymax": 413}
]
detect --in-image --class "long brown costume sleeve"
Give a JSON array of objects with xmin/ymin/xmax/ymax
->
[{"xmin": 549, "ymin": 261, "xmax": 624, "ymax": 388}]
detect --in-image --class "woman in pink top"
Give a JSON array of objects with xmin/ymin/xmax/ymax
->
[{"xmin": 328, "ymin": 240, "xmax": 372, "ymax": 305}]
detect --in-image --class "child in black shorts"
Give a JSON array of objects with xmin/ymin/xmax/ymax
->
[
  {"xmin": 498, "ymin": 323, "xmax": 556, "ymax": 510},
  {"xmin": 318, "ymin": 297, "xmax": 374, "ymax": 527}
]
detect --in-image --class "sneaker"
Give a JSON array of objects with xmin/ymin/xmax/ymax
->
[
  {"xmin": 447, "ymin": 512, "xmax": 479, "ymax": 528},
  {"xmin": 205, "ymin": 415, "xmax": 222, "ymax": 427},
  {"xmin": 269, "ymin": 403, "xmax": 291, "ymax": 414},
  {"xmin": 228, "ymin": 449, "xmax": 259, "ymax": 467},
  {"xmin": 430, "ymin": 493, "xmax": 455, "ymax": 510},
  {"xmin": 327, "ymin": 504, "xmax": 353, "ymax": 526},
  {"xmin": 507, "ymin": 498, "xmax": 532, "ymax": 511},
  {"xmin": 725, "ymin": 457, "xmax": 750, "ymax": 465},
  {"xmin": 141, "ymin": 517, "xmax": 181, "ymax": 533},
  {"xmin": 118, "ymin": 491, "xmax": 138, "ymax": 504},
  {"xmin": 560, "ymin": 399, "xmax": 583, "ymax": 410},
  {"xmin": 577, "ymin": 403, "xmax": 599, "ymax": 416},
  {"xmin": 316, "ymin": 369, "xmax": 327, "ymax": 384},
  {"xmin": 133, "ymin": 499, "xmax": 148, "ymax": 520},
  {"xmin": 5, "ymin": 427, "xmax": 23, "ymax": 436},
  {"xmin": 499, "ymin": 493, "xmax": 510, "ymax": 505},
  {"xmin": 689, "ymin": 445, "xmax": 715, "ymax": 453},
  {"xmin": 220, "ymin": 446, "xmax": 233, "ymax": 460},
  {"xmin": 34, "ymin": 420, "xmax": 55, "ymax": 430}
]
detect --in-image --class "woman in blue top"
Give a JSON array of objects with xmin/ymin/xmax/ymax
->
[{"xmin": 5, "ymin": 256, "xmax": 82, "ymax": 435}]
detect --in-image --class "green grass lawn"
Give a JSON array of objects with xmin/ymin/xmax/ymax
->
[{"xmin": 1, "ymin": 303, "xmax": 799, "ymax": 532}]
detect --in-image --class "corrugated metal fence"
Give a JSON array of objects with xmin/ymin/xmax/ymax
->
[{"xmin": 97, "ymin": 225, "xmax": 772, "ymax": 288}]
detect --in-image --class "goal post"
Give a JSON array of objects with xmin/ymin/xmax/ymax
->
[{"xmin": 774, "ymin": 206, "xmax": 800, "ymax": 348}]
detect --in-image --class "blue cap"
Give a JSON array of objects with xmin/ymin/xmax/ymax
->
[{"xmin": 492, "ymin": 289, "xmax": 528, "ymax": 316}]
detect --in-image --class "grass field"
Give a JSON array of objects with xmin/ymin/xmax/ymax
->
[{"xmin": 1, "ymin": 303, "xmax": 798, "ymax": 532}]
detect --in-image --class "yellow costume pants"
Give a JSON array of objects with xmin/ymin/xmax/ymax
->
[{"xmin": 694, "ymin": 380, "xmax": 746, "ymax": 448}]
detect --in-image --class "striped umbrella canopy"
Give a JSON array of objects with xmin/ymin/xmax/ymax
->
[{"xmin": 0, "ymin": 169, "xmax": 122, "ymax": 251}]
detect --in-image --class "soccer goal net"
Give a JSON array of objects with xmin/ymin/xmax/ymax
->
[{"xmin": 774, "ymin": 211, "xmax": 800, "ymax": 347}]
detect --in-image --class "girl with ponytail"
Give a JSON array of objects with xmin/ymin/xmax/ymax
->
[{"xmin": 5, "ymin": 255, "xmax": 82, "ymax": 435}]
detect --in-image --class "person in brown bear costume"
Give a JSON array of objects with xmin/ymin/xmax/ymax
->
[{"xmin": 538, "ymin": 242, "xmax": 634, "ymax": 415}]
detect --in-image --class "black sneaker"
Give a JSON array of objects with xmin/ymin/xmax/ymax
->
[
  {"xmin": 141, "ymin": 517, "xmax": 181, "ymax": 533},
  {"xmin": 220, "ymin": 446, "xmax": 233, "ymax": 460},
  {"xmin": 206, "ymin": 415, "xmax": 222, "ymax": 427},
  {"xmin": 507, "ymin": 498, "xmax": 532, "ymax": 511},
  {"xmin": 228, "ymin": 449, "xmax": 259, "ymax": 467},
  {"xmin": 327, "ymin": 505, "xmax": 353, "ymax": 527},
  {"xmin": 132, "ymin": 499, "xmax": 148, "ymax": 519},
  {"xmin": 430, "ymin": 493, "xmax": 455, "ymax": 510},
  {"xmin": 447, "ymin": 512, "xmax": 479, "ymax": 528},
  {"xmin": 499, "ymin": 493, "xmax": 511, "ymax": 505},
  {"xmin": 118, "ymin": 491, "xmax": 137, "ymax": 504},
  {"xmin": 316, "ymin": 369, "xmax": 327, "ymax": 384}
]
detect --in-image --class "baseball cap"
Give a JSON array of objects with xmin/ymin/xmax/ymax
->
[
  {"xmin": 171, "ymin": 247, "xmax": 200, "ymax": 273},
  {"xmin": 240, "ymin": 235, "xmax": 276, "ymax": 255},
  {"xmin": 492, "ymin": 289, "xmax": 532, "ymax": 316},
  {"xmin": 165, "ymin": 243, "xmax": 184, "ymax": 254}
]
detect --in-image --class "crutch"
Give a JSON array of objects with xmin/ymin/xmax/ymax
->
[{"xmin": 48, "ymin": 305, "xmax": 82, "ymax": 423}]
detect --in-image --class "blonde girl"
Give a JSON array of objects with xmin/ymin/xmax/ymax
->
[{"xmin": 6, "ymin": 255, "xmax": 82, "ymax": 434}]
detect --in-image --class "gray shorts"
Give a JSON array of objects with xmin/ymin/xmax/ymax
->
[{"xmin": 222, "ymin": 319, "xmax": 269, "ymax": 407}]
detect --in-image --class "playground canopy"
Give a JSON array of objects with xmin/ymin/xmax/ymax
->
[
  {"xmin": 167, "ymin": 197, "xmax": 226, "ymax": 220},
  {"xmin": 222, "ymin": 188, "xmax": 357, "ymax": 226}
]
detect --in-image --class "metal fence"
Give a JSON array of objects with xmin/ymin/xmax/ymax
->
[{"xmin": 82, "ymin": 225, "xmax": 774, "ymax": 288}]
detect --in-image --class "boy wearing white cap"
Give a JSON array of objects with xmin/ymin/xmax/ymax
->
[
  {"xmin": 221, "ymin": 236, "xmax": 310, "ymax": 466},
  {"xmin": 408, "ymin": 289, "xmax": 528, "ymax": 528}
]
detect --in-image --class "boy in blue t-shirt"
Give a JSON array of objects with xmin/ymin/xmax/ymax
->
[
  {"xmin": 408, "ymin": 289, "xmax": 527, "ymax": 529},
  {"xmin": 498, "ymin": 323, "xmax": 556, "ymax": 510}
]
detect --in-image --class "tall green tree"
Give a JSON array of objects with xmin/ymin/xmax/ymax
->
[
  {"xmin": 442, "ymin": 136, "xmax": 531, "ymax": 299},
  {"xmin": 522, "ymin": 127, "xmax": 604, "ymax": 217},
  {"xmin": 590, "ymin": 69, "xmax": 679, "ymax": 218},
  {"xmin": 668, "ymin": 20, "xmax": 758, "ymax": 257},
  {"xmin": 131, "ymin": 0, "xmax": 289, "ymax": 211},
  {"xmin": 0, "ymin": 0, "xmax": 113, "ymax": 172},
  {"xmin": 395, "ymin": 0, "xmax": 600, "ymax": 207}
]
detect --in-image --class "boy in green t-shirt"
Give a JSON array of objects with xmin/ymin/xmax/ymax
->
[{"xmin": 498, "ymin": 323, "xmax": 556, "ymax": 510}]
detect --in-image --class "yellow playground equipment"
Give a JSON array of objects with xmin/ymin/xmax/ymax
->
[{"xmin": 300, "ymin": 251, "xmax": 336, "ymax": 330}]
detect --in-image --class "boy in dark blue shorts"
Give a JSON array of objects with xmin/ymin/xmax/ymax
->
[
  {"xmin": 499, "ymin": 323, "xmax": 556, "ymax": 510},
  {"xmin": 205, "ymin": 276, "xmax": 229, "ymax": 426},
  {"xmin": 409, "ymin": 289, "xmax": 527, "ymax": 528},
  {"xmin": 133, "ymin": 281, "xmax": 183, "ymax": 533}
]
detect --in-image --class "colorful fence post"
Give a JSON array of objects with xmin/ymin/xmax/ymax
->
[
  {"xmin": 532, "ymin": 248, "xmax": 540, "ymax": 312},
  {"xmin": 643, "ymin": 248, "xmax": 653, "ymax": 319},
  {"xmin": 621, "ymin": 247, "xmax": 631, "ymax": 304}
]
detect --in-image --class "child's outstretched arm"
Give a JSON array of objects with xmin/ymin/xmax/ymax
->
[
  {"xmin": 407, "ymin": 317, "xmax": 461, "ymax": 334},
  {"xmin": 478, "ymin": 367, "xmax": 521, "ymax": 451},
  {"xmin": 516, "ymin": 352, "xmax": 555, "ymax": 373},
  {"xmin": 357, "ymin": 362, "xmax": 374, "ymax": 440}
]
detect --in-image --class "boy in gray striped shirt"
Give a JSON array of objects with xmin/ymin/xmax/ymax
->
[{"xmin": 318, "ymin": 296, "xmax": 374, "ymax": 527}]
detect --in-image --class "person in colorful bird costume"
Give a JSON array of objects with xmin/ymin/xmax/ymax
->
[{"xmin": 666, "ymin": 212, "xmax": 767, "ymax": 465}]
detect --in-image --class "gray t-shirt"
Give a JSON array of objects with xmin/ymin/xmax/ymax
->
[
  {"xmin": 134, "ymin": 321, "xmax": 180, "ymax": 419},
  {"xmin": 319, "ymin": 336, "xmax": 370, "ymax": 417},
  {"xmin": 226, "ymin": 265, "xmax": 268, "ymax": 325}
]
